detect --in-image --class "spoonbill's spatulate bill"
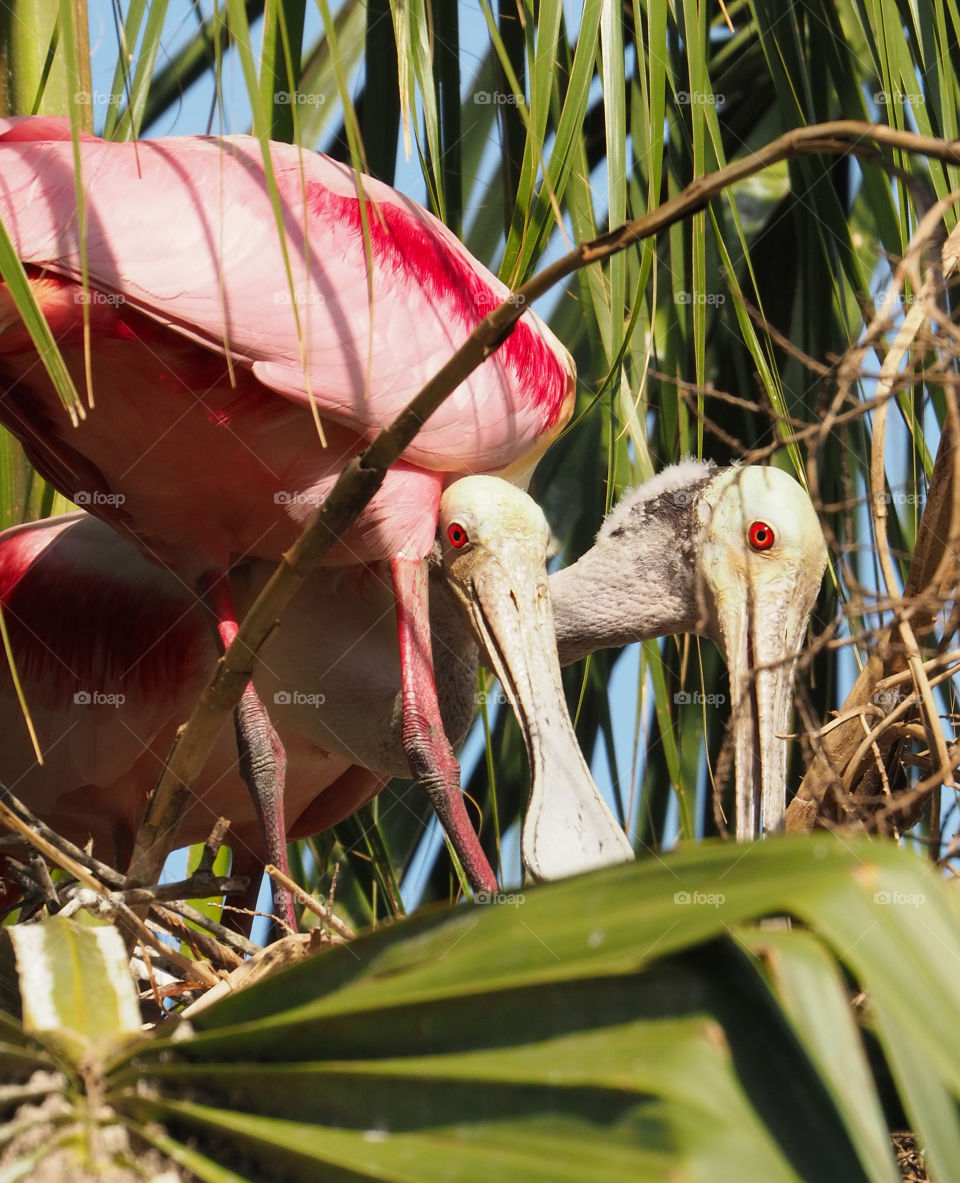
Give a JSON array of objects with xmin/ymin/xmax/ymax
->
[
  {"xmin": 550, "ymin": 460, "xmax": 828, "ymax": 839},
  {"xmin": 0, "ymin": 117, "xmax": 578, "ymax": 899}
]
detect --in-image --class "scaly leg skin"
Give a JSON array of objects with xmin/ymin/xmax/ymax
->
[
  {"xmin": 233, "ymin": 682, "xmax": 297, "ymax": 932},
  {"xmin": 201, "ymin": 574, "xmax": 297, "ymax": 935},
  {"xmin": 391, "ymin": 556, "xmax": 498, "ymax": 896}
]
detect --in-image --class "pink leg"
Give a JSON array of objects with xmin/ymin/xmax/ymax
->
[
  {"xmin": 200, "ymin": 573, "xmax": 297, "ymax": 933},
  {"xmin": 391, "ymin": 557, "xmax": 497, "ymax": 895}
]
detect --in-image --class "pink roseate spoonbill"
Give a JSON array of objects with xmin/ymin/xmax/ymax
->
[
  {"xmin": 0, "ymin": 463, "xmax": 824, "ymax": 907},
  {"xmin": 0, "ymin": 116, "xmax": 579, "ymax": 900},
  {"xmin": 548, "ymin": 460, "xmax": 828, "ymax": 840}
]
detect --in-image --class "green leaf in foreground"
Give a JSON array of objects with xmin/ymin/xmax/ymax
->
[
  {"xmin": 97, "ymin": 837, "xmax": 952, "ymax": 1182},
  {"xmin": 8, "ymin": 913, "xmax": 142, "ymax": 1067},
  {"xmin": 0, "ymin": 841, "xmax": 950, "ymax": 1181}
]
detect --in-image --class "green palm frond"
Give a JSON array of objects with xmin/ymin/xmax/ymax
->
[{"xmin": 1, "ymin": 840, "xmax": 955, "ymax": 1181}]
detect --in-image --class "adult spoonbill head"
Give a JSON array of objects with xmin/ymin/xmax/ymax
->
[
  {"xmin": 441, "ymin": 477, "xmax": 633, "ymax": 880},
  {"xmin": 550, "ymin": 460, "xmax": 828, "ymax": 840}
]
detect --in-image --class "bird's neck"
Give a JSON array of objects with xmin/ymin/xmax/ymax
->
[{"xmin": 549, "ymin": 525, "xmax": 702, "ymax": 666}]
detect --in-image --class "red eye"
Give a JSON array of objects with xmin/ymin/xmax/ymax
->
[
  {"xmin": 448, "ymin": 522, "xmax": 468, "ymax": 548},
  {"xmin": 748, "ymin": 521, "xmax": 775, "ymax": 551}
]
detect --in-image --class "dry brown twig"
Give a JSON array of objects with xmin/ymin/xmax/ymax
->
[
  {"xmin": 265, "ymin": 863, "xmax": 357, "ymax": 942},
  {"xmin": 0, "ymin": 784, "xmax": 263, "ymax": 990},
  {"xmin": 790, "ymin": 194, "xmax": 960, "ymax": 839},
  {"xmin": 667, "ymin": 192, "xmax": 960, "ymax": 844}
]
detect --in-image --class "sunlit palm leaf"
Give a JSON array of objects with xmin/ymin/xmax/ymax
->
[{"xmin": 3, "ymin": 841, "xmax": 957, "ymax": 1179}]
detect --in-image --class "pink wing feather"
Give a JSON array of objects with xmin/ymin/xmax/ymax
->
[{"xmin": 0, "ymin": 120, "xmax": 575, "ymax": 476}]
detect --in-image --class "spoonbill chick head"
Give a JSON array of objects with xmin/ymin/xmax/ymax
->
[{"xmin": 696, "ymin": 465, "xmax": 827, "ymax": 840}]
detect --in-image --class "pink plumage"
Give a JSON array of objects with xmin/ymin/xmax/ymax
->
[
  {"xmin": 0, "ymin": 512, "xmax": 390, "ymax": 873},
  {"xmin": 0, "ymin": 118, "xmax": 574, "ymax": 574}
]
